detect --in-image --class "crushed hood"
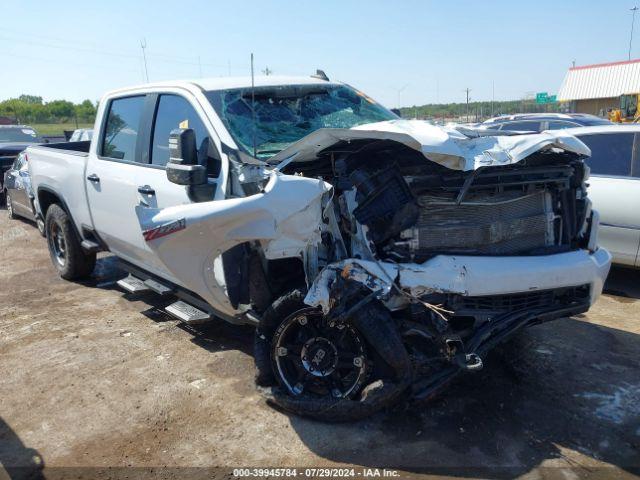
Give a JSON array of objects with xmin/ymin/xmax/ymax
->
[{"xmin": 271, "ymin": 119, "xmax": 591, "ymax": 171}]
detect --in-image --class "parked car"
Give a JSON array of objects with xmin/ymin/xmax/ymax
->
[
  {"xmin": 481, "ymin": 113, "xmax": 612, "ymax": 132},
  {"xmin": 559, "ymin": 125, "xmax": 640, "ymax": 267},
  {"xmin": 3, "ymin": 151, "xmax": 45, "ymax": 235},
  {"xmin": 68, "ymin": 128, "xmax": 93, "ymax": 142},
  {"xmin": 27, "ymin": 76, "xmax": 610, "ymax": 421},
  {"xmin": 0, "ymin": 125, "xmax": 43, "ymax": 204}
]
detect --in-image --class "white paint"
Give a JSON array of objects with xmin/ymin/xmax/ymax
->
[
  {"xmin": 305, "ymin": 248, "xmax": 611, "ymax": 313},
  {"xmin": 138, "ymin": 173, "xmax": 331, "ymax": 317},
  {"xmin": 271, "ymin": 119, "xmax": 590, "ymax": 171}
]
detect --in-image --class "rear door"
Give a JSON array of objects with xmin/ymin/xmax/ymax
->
[
  {"xmin": 578, "ymin": 131, "xmax": 640, "ymax": 266},
  {"xmin": 86, "ymin": 95, "xmax": 150, "ymax": 266}
]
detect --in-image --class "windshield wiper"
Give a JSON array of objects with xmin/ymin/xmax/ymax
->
[{"xmin": 256, "ymin": 149, "xmax": 283, "ymax": 156}]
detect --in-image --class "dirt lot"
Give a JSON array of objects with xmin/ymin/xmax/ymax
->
[{"xmin": 1, "ymin": 211, "xmax": 639, "ymax": 479}]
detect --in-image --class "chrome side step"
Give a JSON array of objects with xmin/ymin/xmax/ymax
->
[
  {"xmin": 116, "ymin": 274, "xmax": 150, "ymax": 293},
  {"xmin": 143, "ymin": 278, "xmax": 173, "ymax": 295},
  {"xmin": 80, "ymin": 239, "xmax": 101, "ymax": 252},
  {"xmin": 165, "ymin": 300, "xmax": 211, "ymax": 324}
]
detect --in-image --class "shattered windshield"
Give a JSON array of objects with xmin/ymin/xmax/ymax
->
[{"xmin": 206, "ymin": 84, "xmax": 396, "ymax": 160}]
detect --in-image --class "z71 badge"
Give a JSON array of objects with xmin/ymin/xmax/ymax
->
[{"xmin": 143, "ymin": 218, "xmax": 186, "ymax": 241}]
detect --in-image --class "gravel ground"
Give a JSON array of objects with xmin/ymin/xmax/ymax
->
[{"xmin": 1, "ymin": 211, "xmax": 639, "ymax": 480}]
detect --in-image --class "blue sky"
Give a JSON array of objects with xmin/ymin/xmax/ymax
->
[{"xmin": 0, "ymin": 0, "xmax": 637, "ymax": 107}]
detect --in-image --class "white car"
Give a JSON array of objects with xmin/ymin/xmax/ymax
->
[
  {"xmin": 27, "ymin": 75, "xmax": 611, "ymax": 421},
  {"xmin": 560, "ymin": 125, "xmax": 640, "ymax": 267},
  {"xmin": 68, "ymin": 128, "xmax": 93, "ymax": 142}
]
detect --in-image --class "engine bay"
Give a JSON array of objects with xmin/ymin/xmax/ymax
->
[{"xmin": 280, "ymin": 139, "xmax": 590, "ymax": 264}]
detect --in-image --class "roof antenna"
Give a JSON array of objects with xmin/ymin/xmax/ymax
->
[
  {"xmin": 311, "ymin": 69, "xmax": 329, "ymax": 81},
  {"xmin": 251, "ymin": 53, "xmax": 257, "ymax": 158}
]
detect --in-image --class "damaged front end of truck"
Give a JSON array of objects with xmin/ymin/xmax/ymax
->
[{"xmin": 143, "ymin": 119, "xmax": 611, "ymax": 421}]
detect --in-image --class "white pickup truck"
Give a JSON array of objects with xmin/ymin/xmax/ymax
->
[{"xmin": 28, "ymin": 75, "xmax": 611, "ymax": 421}]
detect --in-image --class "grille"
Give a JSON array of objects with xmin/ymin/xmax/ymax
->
[
  {"xmin": 451, "ymin": 285, "xmax": 590, "ymax": 313},
  {"xmin": 399, "ymin": 191, "xmax": 554, "ymax": 255}
]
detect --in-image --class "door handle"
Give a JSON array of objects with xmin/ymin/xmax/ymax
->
[
  {"xmin": 87, "ymin": 174, "xmax": 100, "ymax": 183},
  {"xmin": 137, "ymin": 185, "xmax": 155, "ymax": 195}
]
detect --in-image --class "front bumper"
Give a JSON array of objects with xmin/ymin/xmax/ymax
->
[
  {"xmin": 306, "ymin": 248, "xmax": 612, "ymax": 312},
  {"xmin": 398, "ymin": 247, "xmax": 612, "ymax": 306}
]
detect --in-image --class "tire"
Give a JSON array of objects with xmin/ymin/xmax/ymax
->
[
  {"xmin": 254, "ymin": 288, "xmax": 406, "ymax": 422},
  {"xmin": 254, "ymin": 288, "xmax": 308, "ymax": 387},
  {"xmin": 45, "ymin": 204, "xmax": 95, "ymax": 280},
  {"xmin": 6, "ymin": 192, "xmax": 15, "ymax": 219}
]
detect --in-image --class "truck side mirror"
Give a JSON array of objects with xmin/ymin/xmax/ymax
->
[{"xmin": 166, "ymin": 128, "xmax": 207, "ymax": 186}]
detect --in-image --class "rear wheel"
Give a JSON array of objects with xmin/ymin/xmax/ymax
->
[
  {"xmin": 45, "ymin": 204, "xmax": 95, "ymax": 280},
  {"xmin": 6, "ymin": 192, "xmax": 15, "ymax": 219}
]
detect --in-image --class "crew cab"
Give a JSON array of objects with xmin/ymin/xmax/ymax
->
[{"xmin": 28, "ymin": 76, "xmax": 611, "ymax": 421}]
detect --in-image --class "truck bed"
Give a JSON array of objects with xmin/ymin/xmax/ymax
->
[
  {"xmin": 32, "ymin": 140, "xmax": 91, "ymax": 155},
  {"xmin": 27, "ymin": 141, "xmax": 93, "ymax": 233}
]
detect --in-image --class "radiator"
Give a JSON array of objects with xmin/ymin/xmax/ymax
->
[{"xmin": 397, "ymin": 190, "xmax": 555, "ymax": 256}]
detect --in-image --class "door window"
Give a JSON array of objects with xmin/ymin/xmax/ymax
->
[
  {"xmin": 150, "ymin": 94, "xmax": 220, "ymax": 176},
  {"xmin": 578, "ymin": 133, "xmax": 633, "ymax": 176},
  {"xmin": 101, "ymin": 95, "xmax": 145, "ymax": 161}
]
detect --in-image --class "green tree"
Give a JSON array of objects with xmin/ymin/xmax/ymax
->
[
  {"xmin": 75, "ymin": 100, "xmax": 97, "ymax": 122},
  {"xmin": 45, "ymin": 100, "xmax": 75, "ymax": 120},
  {"xmin": 18, "ymin": 94, "xmax": 43, "ymax": 105}
]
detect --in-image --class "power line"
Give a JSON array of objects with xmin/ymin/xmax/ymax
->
[{"xmin": 0, "ymin": 33, "xmax": 236, "ymax": 69}]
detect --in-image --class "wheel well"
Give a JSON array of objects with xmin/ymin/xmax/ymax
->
[
  {"xmin": 38, "ymin": 189, "xmax": 62, "ymax": 218},
  {"xmin": 248, "ymin": 256, "xmax": 307, "ymax": 313},
  {"xmin": 265, "ymin": 257, "xmax": 307, "ymax": 297}
]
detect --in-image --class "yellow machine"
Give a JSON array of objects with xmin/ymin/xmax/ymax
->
[{"xmin": 609, "ymin": 93, "xmax": 640, "ymax": 122}]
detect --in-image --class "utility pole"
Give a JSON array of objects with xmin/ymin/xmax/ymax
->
[
  {"xmin": 491, "ymin": 81, "xmax": 495, "ymax": 117},
  {"xmin": 464, "ymin": 88, "xmax": 471, "ymax": 121},
  {"xmin": 630, "ymin": 6, "xmax": 638, "ymax": 61},
  {"xmin": 397, "ymin": 84, "xmax": 409, "ymax": 108},
  {"xmin": 140, "ymin": 38, "xmax": 149, "ymax": 82}
]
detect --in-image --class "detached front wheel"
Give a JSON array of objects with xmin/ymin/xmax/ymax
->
[
  {"xmin": 272, "ymin": 307, "xmax": 369, "ymax": 399},
  {"xmin": 254, "ymin": 288, "xmax": 408, "ymax": 422},
  {"xmin": 45, "ymin": 204, "xmax": 96, "ymax": 280}
]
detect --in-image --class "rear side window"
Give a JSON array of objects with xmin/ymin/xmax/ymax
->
[
  {"xmin": 547, "ymin": 121, "xmax": 579, "ymax": 130},
  {"xmin": 151, "ymin": 95, "xmax": 211, "ymax": 168},
  {"xmin": 578, "ymin": 133, "xmax": 633, "ymax": 176},
  {"xmin": 500, "ymin": 121, "xmax": 541, "ymax": 132},
  {"xmin": 101, "ymin": 96, "xmax": 145, "ymax": 161}
]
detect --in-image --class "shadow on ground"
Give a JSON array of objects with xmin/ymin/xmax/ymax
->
[
  {"xmin": 0, "ymin": 417, "xmax": 45, "ymax": 480},
  {"xmin": 603, "ymin": 265, "xmax": 640, "ymax": 300},
  {"xmin": 77, "ymin": 256, "xmax": 640, "ymax": 477}
]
